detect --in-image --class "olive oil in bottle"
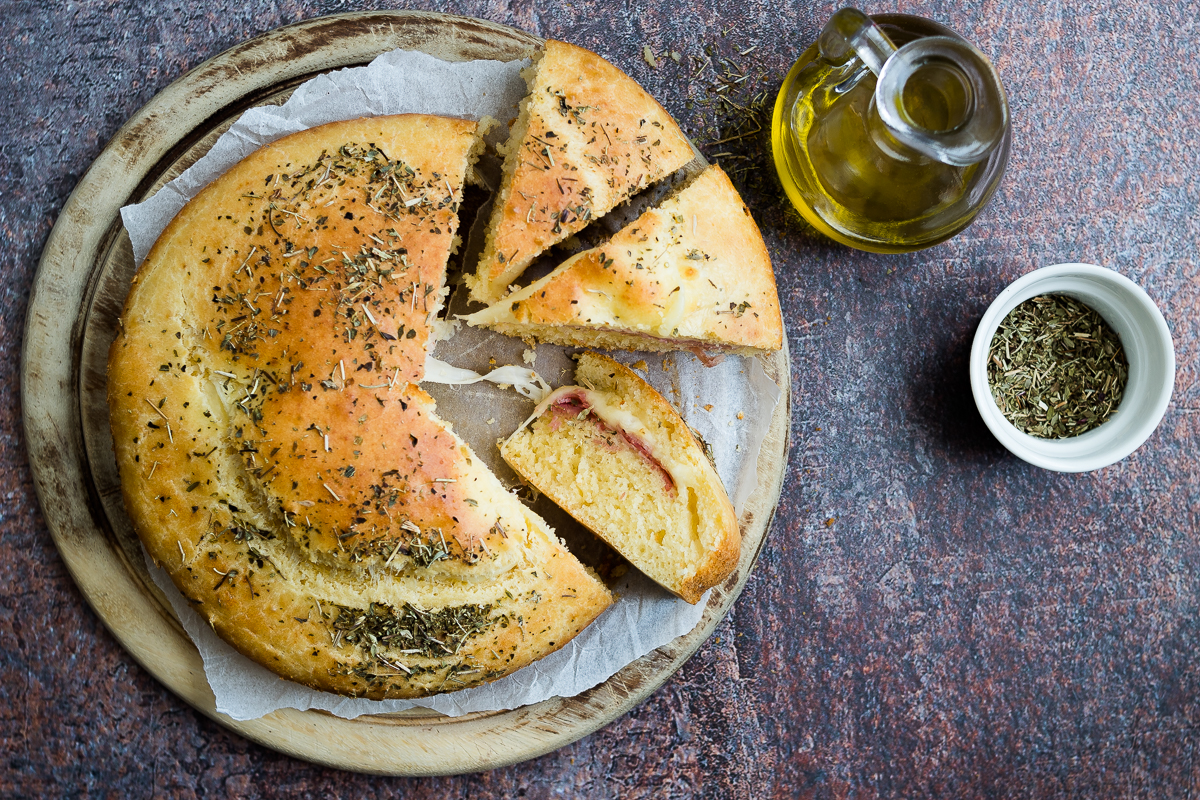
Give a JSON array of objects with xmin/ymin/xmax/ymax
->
[{"xmin": 772, "ymin": 10, "xmax": 1010, "ymax": 253}]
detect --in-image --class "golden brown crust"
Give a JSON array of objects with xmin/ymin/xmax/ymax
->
[
  {"xmin": 467, "ymin": 40, "xmax": 695, "ymax": 303},
  {"xmin": 676, "ymin": 511, "xmax": 741, "ymax": 604},
  {"xmin": 108, "ymin": 115, "xmax": 611, "ymax": 699},
  {"xmin": 501, "ymin": 353, "xmax": 740, "ymax": 604},
  {"xmin": 465, "ymin": 166, "xmax": 783, "ymax": 355}
]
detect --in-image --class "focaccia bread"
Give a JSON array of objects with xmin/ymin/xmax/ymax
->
[
  {"xmin": 501, "ymin": 353, "xmax": 740, "ymax": 604},
  {"xmin": 466, "ymin": 39, "xmax": 695, "ymax": 304},
  {"xmin": 464, "ymin": 165, "xmax": 783, "ymax": 358},
  {"xmin": 108, "ymin": 115, "xmax": 612, "ymax": 699}
]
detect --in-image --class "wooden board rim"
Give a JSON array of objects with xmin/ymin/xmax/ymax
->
[{"xmin": 21, "ymin": 10, "xmax": 792, "ymax": 775}]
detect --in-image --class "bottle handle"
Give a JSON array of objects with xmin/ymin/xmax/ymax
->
[
  {"xmin": 817, "ymin": 7, "xmax": 1010, "ymax": 167},
  {"xmin": 817, "ymin": 7, "xmax": 896, "ymax": 75}
]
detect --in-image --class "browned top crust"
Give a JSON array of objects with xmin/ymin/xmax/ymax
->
[
  {"xmin": 467, "ymin": 39, "xmax": 695, "ymax": 303},
  {"xmin": 465, "ymin": 165, "xmax": 784, "ymax": 354},
  {"xmin": 107, "ymin": 115, "xmax": 612, "ymax": 699}
]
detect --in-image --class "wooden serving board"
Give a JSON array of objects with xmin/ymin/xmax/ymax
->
[{"xmin": 21, "ymin": 11, "xmax": 791, "ymax": 775}]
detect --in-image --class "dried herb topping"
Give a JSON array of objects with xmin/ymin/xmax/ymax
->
[
  {"xmin": 987, "ymin": 295, "xmax": 1128, "ymax": 438},
  {"xmin": 332, "ymin": 600, "xmax": 496, "ymax": 660}
]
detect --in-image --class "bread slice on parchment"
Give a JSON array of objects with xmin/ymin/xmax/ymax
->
[
  {"xmin": 501, "ymin": 352, "xmax": 739, "ymax": 604},
  {"xmin": 108, "ymin": 115, "xmax": 612, "ymax": 700},
  {"xmin": 464, "ymin": 165, "xmax": 783, "ymax": 359},
  {"xmin": 465, "ymin": 39, "xmax": 694, "ymax": 304}
]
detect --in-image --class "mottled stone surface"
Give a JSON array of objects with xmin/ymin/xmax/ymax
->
[{"xmin": 4, "ymin": 0, "xmax": 1199, "ymax": 797}]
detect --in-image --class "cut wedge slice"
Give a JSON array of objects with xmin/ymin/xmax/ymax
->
[
  {"xmin": 501, "ymin": 353, "xmax": 739, "ymax": 604},
  {"xmin": 466, "ymin": 39, "xmax": 694, "ymax": 304},
  {"xmin": 464, "ymin": 165, "xmax": 783, "ymax": 358}
]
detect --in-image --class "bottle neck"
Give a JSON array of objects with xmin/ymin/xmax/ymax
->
[{"xmin": 874, "ymin": 36, "xmax": 1008, "ymax": 167}]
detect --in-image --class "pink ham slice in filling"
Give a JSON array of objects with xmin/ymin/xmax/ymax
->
[{"xmin": 542, "ymin": 390, "xmax": 677, "ymax": 494}]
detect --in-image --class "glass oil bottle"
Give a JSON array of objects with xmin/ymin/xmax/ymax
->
[{"xmin": 771, "ymin": 9, "xmax": 1011, "ymax": 253}]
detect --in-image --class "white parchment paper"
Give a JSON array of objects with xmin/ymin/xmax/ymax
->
[{"xmin": 123, "ymin": 49, "xmax": 780, "ymax": 721}]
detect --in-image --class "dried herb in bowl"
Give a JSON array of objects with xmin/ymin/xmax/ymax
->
[{"xmin": 987, "ymin": 295, "xmax": 1129, "ymax": 438}]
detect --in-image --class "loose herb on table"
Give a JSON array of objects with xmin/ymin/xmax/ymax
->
[{"xmin": 987, "ymin": 294, "xmax": 1128, "ymax": 438}]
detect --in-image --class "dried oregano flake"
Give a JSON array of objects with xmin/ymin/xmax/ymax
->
[{"xmin": 987, "ymin": 294, "xmax": 1129, "ymax": 439}]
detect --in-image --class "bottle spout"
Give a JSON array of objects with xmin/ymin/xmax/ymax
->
[{"xmin": 816, "ymin": 8, "xmax": 1009, "ymax": 168}]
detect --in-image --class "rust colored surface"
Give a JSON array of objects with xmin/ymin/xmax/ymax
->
[{"xmin": 4, "ymin": 1, "xmax": 1200, "ymax": 797}]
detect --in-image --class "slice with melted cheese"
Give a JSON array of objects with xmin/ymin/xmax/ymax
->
[
  {"xmin": 463, "ymin": 166, "xmax": 783, "ymax": 358},
  {"xmin": 108, "ymin": 115, "xmax": 612, "ymax": 700},
  {"xmin": 465, "ymin": 39, "xmax": 695, "ymax": 304},
  {"xmin": 501, "ymin": 353, "xmax": 739, "ymax": 604}
]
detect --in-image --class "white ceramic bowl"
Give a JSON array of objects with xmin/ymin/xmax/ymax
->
[{"xmin": 969, "ymin": 263, "xmax": 1175, "ymax": 472}]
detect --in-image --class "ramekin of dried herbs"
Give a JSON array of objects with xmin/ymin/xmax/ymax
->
[{"xmin": 970, "ymin": 263, "xmax": 1174, "ymax": 472}]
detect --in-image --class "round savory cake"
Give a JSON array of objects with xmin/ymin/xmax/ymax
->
[
  {"xmin": 109, "ymin": 42, "xmax": 783, "ymax": 704},
  {"xmin": 107, "ymin": 114, "xmax": 613, "ymax": 699}
]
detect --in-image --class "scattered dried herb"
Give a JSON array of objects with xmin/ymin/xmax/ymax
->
[
  {"xmin": 405, "ymin": 529, "xmax": 452, "ymax": 568},
  {"xmin": 331, "ymin": 600, "xmax": 495, "ymax": 660},
  {"xmin": 987, "ymin": 294, "xmax": 1128, "ymax": 438},
  {"xmin": 675, "ymin": 35, "xmax": 772, "ymax": 194}
]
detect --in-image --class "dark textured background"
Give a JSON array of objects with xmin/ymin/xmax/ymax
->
[{"xmin": 4, "ymin": 0, "xmax": 1199, "ymax": 797}]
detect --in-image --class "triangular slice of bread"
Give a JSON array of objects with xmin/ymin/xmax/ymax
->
[
  {"xmin": 466, "ymin": 39, "xmax": 694, "ymax": 304},
  {"xmin": 501, "ymin": 353, "xmax": 740, "ymax": 604},
  {"xmin": 464, "ymin": 165, "xmax": 783, "ymax": 357}
]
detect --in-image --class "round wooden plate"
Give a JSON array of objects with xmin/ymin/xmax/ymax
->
[{"xmin": 22, "ymin": 11, "xmax": 791, "ymax": 775}]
